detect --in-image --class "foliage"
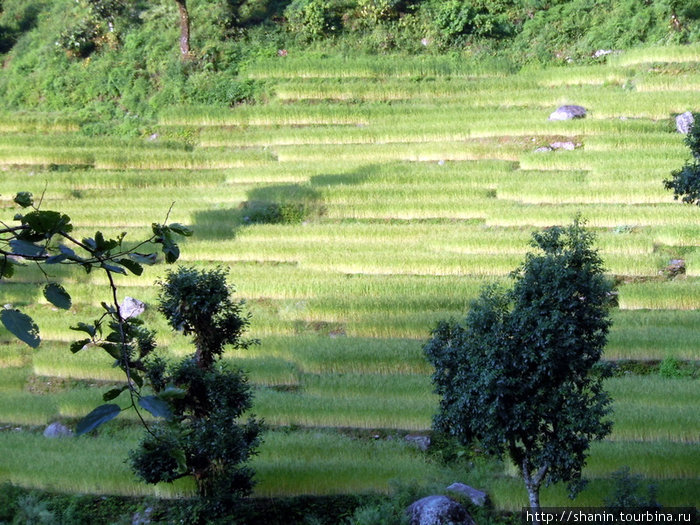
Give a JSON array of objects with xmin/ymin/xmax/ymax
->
[
  {"xmin": 284, "ymin": 0, "xmax": 342, "ymax": 41},
  {"xmin": 347, "ymin": 501, "xmax": 410, "ymax": 525},
  {"xmin": 604, "ymin": 466, "xmax": 660, "ymax": 509},
  {"xmin": 130, "ymin": 266, "xmax": 262, "ymax": 524},
  {"xmin": 1, "ymin": 0, "xmax": 700, "ymax": 128},
  {"xmin": 425, "ymin": 219, "xmax": 615, "ymax": 510},
  {"xmin": 665, "ymin": 114, "xmax": 700, "ymax": 206},
  {"xmin": 0, "ymin": 191, "xmax": 190, "ymax": 434},
  {"xmin": 422, "ymin": 0, "xmax": 515, "ymax": 47},
  {"xmin": 658, "ymin": 356, "xmax": 696, "ymax": 379}
]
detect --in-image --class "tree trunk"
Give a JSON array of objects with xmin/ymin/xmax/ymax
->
[
  {"xmin": 522, "ymin": 457, "xmax": 547, "ymax": 525},
  {"xmin": 174, "ymin": 0, "xmax": 191, "ymax": 60}
]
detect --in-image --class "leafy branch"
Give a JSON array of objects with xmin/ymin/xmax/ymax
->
[{"xmin": 1, "ymin": 191, "xmax": 192, "ymax": 434}]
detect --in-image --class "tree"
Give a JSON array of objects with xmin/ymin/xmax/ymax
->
[
  {"xmin": 665, "ymin": 114, "xmax": 700, "ymax": 205},
  {"xmin": 0, "ymin": 190, "xmax": 191, "ymax": 432},
  {"xmin": 129, "ymin": 266, "xmax": 262, "ymax": 523},
  {"xmin": 425, "ymin": 219, "xmax": 615, "ymax": 514},
  {"xmin": 174, "ymin": 0, "xmax": 192, "ymax": 60}
]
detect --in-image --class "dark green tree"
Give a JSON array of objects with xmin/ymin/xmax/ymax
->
[
  {"xmin": 665, "ymin": 114, "xmax": 700, "ymax": 205},
  {"xmin": 425, "ymin": 219, "xmax": 615, "ymax": 513},
  {"xmin": 130, "ymin": 266, "xmax": 262, "ymax": 524}
]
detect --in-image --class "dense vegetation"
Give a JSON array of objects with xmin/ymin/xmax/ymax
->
[{"xmin": 1, "ymin": 0, "xmax": 700, "ymax": 133}]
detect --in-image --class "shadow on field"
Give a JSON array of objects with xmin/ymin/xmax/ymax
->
[{"xmin": 190, "ymin": 164, "xmax": 377, "ymax": 240}]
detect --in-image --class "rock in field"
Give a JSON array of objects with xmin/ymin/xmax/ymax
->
[
  {"xmin": 44, "ymin": 422, "xmax": 73, "ymax": 438},
  {"xmin": 550, "ymin": 141, "xmax": 576, "ymax": 151},
  {"xmin": 405, "ymin": 434, "xmax": 431, "ymax": 451},
  {"xmin": 676, "ymin": 111, "xmax": 694, "ymax": 134},
  {"xmin": 120, "ymin": 296, "xmax": 146, "ymax": 319},
  {"xmin": 549, "ymin": 105, "xmax": 587, "ymax": 121},
  {"xmin": 446, "ymin": 483, "xmax": 489, "ymax": 507},
  {"xmin": 406, "ymin": 495, "xmax": 475, "ymax": 525}
]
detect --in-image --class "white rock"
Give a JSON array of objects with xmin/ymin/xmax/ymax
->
[
  {"xmin": 44, "ymin": 422, "xmax": 73, "ymax": 438},
  {"xmin": 120, "ymin": 296, "xmax": 146, "ymax": 319},
  {"xmin": 676, "ymin": 111, "xmax": 695, "ymax": 134},
  {"xmin": 549, "ymin": 105, "xmax": 587, "ymax": 121}
]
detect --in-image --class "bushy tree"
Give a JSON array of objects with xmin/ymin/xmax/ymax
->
[
  {"xmin": 425, "ymin": 219, "xmax": 615, "ymax": 513},
  {"xmin": 130, "ymin": 266, "xmax": 262, "ymax": 523},
  {"xmin": 665, "ymin": 114, "xmax": 700, "ymax": 205}
]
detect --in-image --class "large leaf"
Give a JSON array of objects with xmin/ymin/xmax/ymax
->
[
  {"xmin": 76, "ymin": 404, "xmax": 121, "ymax": 435},
  {"xmin": 168, "ymin": 223, "xmax": 193, "ymax": 237},
  {"xmin": 162, "ymin": 241, "xmax": 180, "ymax": 264},
  {"xmin": 139, "ymin": 395, "xmax": 172, "ymax": 419},
  {"xmin": 43, "ymin": 283, "xmax": 72, "ymax": 310},
  {"xmin": 103, "ymin": 385, "xmax": 128, "ymax": 401},
  {"xmin": 45, "ymin": 254, "xmax": 68, "ymax": 264},
  {"xmin": 58, "ymin": 245, "xmax": 80, "ymax": 259},
  {"xmin": 118, "ymin": 258, "xmax": 143, "ymax": 276},
  {"xmin": 101, "ymin": 262, "xmax": 127, "ymax": 275},
  {"xmin": 14, "ymin": 192, "xmax": 33, "ymax": 208},
  {"xmin": 70, "ymin": 321, "xmax": 97, "ymax": 337},
  {"xmin": 9, "ymin": 239, "xmax": 46, "ymax": 257},
  {"xmin": 22, "ymin": 210, "xmax": 72, "ymax": 236},
  {"xmin": 94, "ymin": 231, "xmax": 118, "ymax": 253},
  {"xmin": 1, "ymin": 309, "xmax": 40, "ymax": 348},
  {"xmin": 70, "ymin": 338, "xmax": 91, "ymax": 353},
  {"xmin": 129, "ymin": 253, "xmax": 157, "ymax": 265}
]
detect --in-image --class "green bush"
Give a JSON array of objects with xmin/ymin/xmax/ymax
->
[
  {"xmin": 604, "ymin": 466, "xmax": 660, "ymax": 508},
  {"xmin": 284, "ymin": 0, "xmax": 343, "ymax": 41},
  {"xmin": 658, "ymin": 356, "xmax": 696, "ymax": 379}
]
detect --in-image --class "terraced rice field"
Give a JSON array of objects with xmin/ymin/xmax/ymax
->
[{"xmin": 0, "ymin": 45, "xmax": 699, "ymax": 510}]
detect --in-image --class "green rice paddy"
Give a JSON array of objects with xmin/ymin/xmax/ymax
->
[{"xmin": 0, "ymin": 45, "xmax": 698, "ymax": 509}]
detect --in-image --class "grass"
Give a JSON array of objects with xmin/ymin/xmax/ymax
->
[{"xmin": 1, "ymin": 45, "xmax": 700, "ymax": 508}]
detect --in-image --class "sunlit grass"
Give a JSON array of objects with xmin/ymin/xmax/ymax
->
[{"xmin": 2, "ymin": 51, "xmax": 700, "ymax": 504}]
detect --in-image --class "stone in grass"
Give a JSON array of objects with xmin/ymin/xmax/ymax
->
[
  {"xmin": 676, "ymin": 111, "xmax": 694, "ymax": 134},
  {"xmin": 534, "ymin": 146, "xmax": 553, "ymax": 153},
  {"xmin": 446, "ymin": 483, "xmax": 489, "ymax": 507},
  {"xmin": 405, "ymin": 434, "xmax": 431, "ymax": 451},
  {"xmin": 550, "ymin": 141, "xmax": 576, "ymax": 151},
  {"xmin": 119, "ymin": 296, "xmax": 146, "ymax": 319},
  {"xmin": 549, "ymin": 105, "xmax": 587, "ymax": 121},
  {"xmin": 593, "ymin": 49, "xmax": 613, "ymax": 58},
  {"xmin": 44, "ymin": 422, "xmax": 73, "ymax": 438},
  {"xmin": 132, "ymin": 506, "xmax": 154, "ymax": 525},
  {"xmin": 665, "ymin": 259, "xmax": 686, "ymax": 278},
  {"xmin": 406, "ymin": 495, "xmax": 475, "ymax": 525}
]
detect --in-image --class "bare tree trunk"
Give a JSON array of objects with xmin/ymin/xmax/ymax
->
[
  {"xmin": 174, "ymin": 0, "xmax": 191, "ymax": 60},
  {"xmin": 522, "ymin": 457, "xmax": 548, "ymax": 525}
]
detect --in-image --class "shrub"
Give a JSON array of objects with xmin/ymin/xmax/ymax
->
[
  {"xmin": 284, "ymin": 0, "xmax": 342, "ymax": 41},
  {"xmin": 130, "ymin": 267, "xmax": 262, "ymax": 524},
  {"xmin": 658, "ymin": 356, "xmax": 695, "ymax": 379},
  {"xmin": 604, "ymin": 466, "xmax": 660, "ymax": 509}
]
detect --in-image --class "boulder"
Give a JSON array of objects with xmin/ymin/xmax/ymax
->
[
  {"xmin": 550, "ymin": 141, "xmax": 576, "ymax": 151},
  {"xmin": 44, "ymin": 422, "xmax": 73, "ymax": 438},
  {"xmin": 676, "ymin": 111, "xmax": 694, "ymax": 134},
  {"xmin": 593, "ymin": 49, "xmax": 613, "ymax": 58},
  {"xmin": 406, "ymin": 495, "xmax": 475, "ymax": 525},
  {"xmin": 549, "ymin": 105, "xmax": 587, "ymax": 121},
  {"xmin": 534, "ymin": 146, "xmax": 552, "ymax": 153},
  {"xmin": 405, "ymin": 434, "xmax": 431, "ymax": 451},
  {"xmin": 120, "ymin": 296, "xmax": 146, "ymax": 319},
  {"xmin": 132, "ymin": 506, "xmax": 154, "ymax": 525},
  {"xmin": 665, "ymin": 259, "xmax": 686, "ymax": 278},
  {"xmin": 446, "ymin": 483, "xmax": 489, "ymax": 507}
]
